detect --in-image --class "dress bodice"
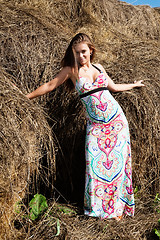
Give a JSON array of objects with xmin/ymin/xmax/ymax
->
[
  {"xmin": 75, "ymin": 71, "xmax": 108, "ymax": 95},
  {"xmin": 75, "ymin": 66, "xmax": 122, "ymax": 124}
]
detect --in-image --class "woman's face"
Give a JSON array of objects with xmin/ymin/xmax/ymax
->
[{"xmin": 74, "ymin": 42, "xmax": 92, "ymax": 66}]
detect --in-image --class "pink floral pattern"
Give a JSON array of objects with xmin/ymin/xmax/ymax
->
[{"xmin": 76, "ymin": 71, "xmax": 134, "ymax": 219}]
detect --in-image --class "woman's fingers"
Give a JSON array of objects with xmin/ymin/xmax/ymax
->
[{"xmin": 134, "ymin": 80, "xmax": 145, "ymax": 87}]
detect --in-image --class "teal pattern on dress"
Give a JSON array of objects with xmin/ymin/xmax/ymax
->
[{"xmin": 75, "ymin": 68, "xmax": 135, "ymax": 219}]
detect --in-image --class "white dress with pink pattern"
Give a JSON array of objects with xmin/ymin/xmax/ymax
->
[{"xmin": 75, "ymin": 65, "xmax": 135, "ymax": 219}]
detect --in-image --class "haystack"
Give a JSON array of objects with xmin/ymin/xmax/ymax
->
[
  {"xmin": 0, "ymin": 68, "xmax": 55, "ymax": 238},
  {"xmin": 0, "ymin": 0, "xmax": 160, "ymax": 239}
]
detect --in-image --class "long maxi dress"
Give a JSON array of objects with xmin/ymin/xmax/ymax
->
[{"xmin": 75, "ymin": 65, "xmax": 135, "ymax": 219}]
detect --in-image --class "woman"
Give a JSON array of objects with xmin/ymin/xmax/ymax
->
[{"xmin": 27, "ymin": 33, "xmax": 144, "ymax": 220}]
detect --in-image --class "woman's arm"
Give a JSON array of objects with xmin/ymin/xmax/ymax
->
[
  {"xmin": 97, "ymin": 64, "xmax": 145, "ymax": 92},
  {"xmin": 26, "ymin": 66, "xmax": 72, "ymax": 99}
]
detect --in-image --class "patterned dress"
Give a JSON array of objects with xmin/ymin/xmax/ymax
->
[{"xmin": 75, "ymin": 65, "xmax": 135, "ymax": 219}]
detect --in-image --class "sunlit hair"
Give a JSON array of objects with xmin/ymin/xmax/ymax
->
[
  {"xmin": 61, "ymin": 33, "xmax": 96, "ymax": 68},
  {"xmin": 61, "ymin": 33, "xmax": 96, "ymax": 89}
]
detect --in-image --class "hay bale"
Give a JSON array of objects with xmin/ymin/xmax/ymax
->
[
  {"xmin": 0, "ymin": 0, "xmax": 86, "ymax": 205},
  {"xmin": 0, "ymin": 0, "xmax": 160, "ymax": 239},
  {"xmin": 0, "ymin": 68, "xmax": 55, "ymax": 238}
]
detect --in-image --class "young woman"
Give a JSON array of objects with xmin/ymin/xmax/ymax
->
[{"xmin": 26, "ymin": 33, "xmax": 144, "ymax": 220}]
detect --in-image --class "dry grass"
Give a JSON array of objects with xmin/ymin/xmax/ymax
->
[
  {"xmin": 0, "ymin": 0, "xmax": 160, "ymax": 239},
  {"xmin": 0, "ymin": 68, "xmax": 55, "ymax": 238}
]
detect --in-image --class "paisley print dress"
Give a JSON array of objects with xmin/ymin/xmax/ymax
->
[{"xmin": 75, "ymin": 65, "xmax": 135, "ymax": 219}]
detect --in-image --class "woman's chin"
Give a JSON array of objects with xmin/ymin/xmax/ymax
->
[{"xmin": 79, "ymin": 61, "xmax": 87, "ymax": 66}]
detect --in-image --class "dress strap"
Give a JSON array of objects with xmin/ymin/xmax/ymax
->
[{"xmin": 92, "ymin": 64, "xmax": 103, "ymax": 73}]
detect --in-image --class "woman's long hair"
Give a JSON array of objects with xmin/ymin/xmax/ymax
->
[
  {"xmin": 61, "ymin": 33, "xmax": 96, "ymax": 68},
  {"xmin": 61, "ymin": 33, "xmax": 96, "ymax": 89}
]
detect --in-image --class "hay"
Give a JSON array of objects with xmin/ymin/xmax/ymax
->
[
  {"xmin": 0, "ymin": 0, "xmax": 160, "ymax": 239},
  {"xmin": 0, "ymin": 68, "xmax": 55, "ymax": 238},
  {"xmin": 7, "ymin": 199, "xmax": 160, "ymax": 240}
]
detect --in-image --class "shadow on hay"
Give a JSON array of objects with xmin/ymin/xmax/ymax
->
[{"xmin": 43, "ymin": 88, "xmax": 86, "ymax": 208}]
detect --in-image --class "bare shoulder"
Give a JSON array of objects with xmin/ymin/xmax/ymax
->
[
  {"xmin": 61, "ymin": 66, "xmax": 72, "ymax": 75},
  {"xmin": 59, "ymin": 66, "xmax": 77, "ymax": 85},
  {"xmin": 56, "ymin": 66, "xmax": 73, "ymax": 80},
  {"xmin": 93, "ymin": 63, "xmax": 106, "ymax": 72}
]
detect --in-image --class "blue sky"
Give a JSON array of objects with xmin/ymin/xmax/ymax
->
[{"xmin": 121, "ymin": 0, "xmax": 160, "ymax": 8}]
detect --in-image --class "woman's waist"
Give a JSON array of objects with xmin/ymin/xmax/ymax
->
[
  {"xmin": 85, "ymin": 108, "xmax": 127, "ymax": 126},
  {"xmin": 81, "ymin": 91, "xmax": 122, "ymax": 112},
  {"xmin": 79, "ymin": 87, "xmax": 108, "ymax": 99},
  {"xmin": 84, "ymin": 105, "xmax": 124, "ymax": 124}
]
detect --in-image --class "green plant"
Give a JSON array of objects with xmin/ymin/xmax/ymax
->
[
  {"xmin": 154, "ymin": 228, "xmax": 160, "ymax": 239},
  {"xmin": 15, "ymin": 193, "xmax": 48, "ymax": 220},
  {"xmin": 29, "ymin": 194, "xmax": 48, "ymax": 221},
  {"xmin": 134, "ymin": 186, "xmax": 141, "ymax": 198},
  {"xmin": 15, "ymin": 194, "xmax": 61, "ymax": 236},
  {"xmin": 134, "ymin": 186, "xmax": 139, "ymax": 194},
  {"xmin": 153, "ymin": 193, "xmax": 160, "ymax": 239},
  {"xmin": 154, "ymin": 193, "xmax": 160, "ymax": 213},
  {"xmin": 55, "ymin": 204, "xmax": 76, "ymax": 216},
  {"xmin": 55, "ymin": 219, "xmax": 60, "ymax": 236}
]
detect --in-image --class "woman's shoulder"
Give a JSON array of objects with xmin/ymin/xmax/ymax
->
[
  {"xmin": 59, "ymin": 66, "xmax": 73, "ymax": 79},
  {"xmin": 62, "ymin": 66, "xmax": 72, "ymax": 73},
  {"xmin": 63, "ymin": 66, "xmax": 78, "ymax": 75},
  {"xmin": 62, "ymin": 66, "xmax": 77, "ymax": 85},
  {"xmin": 92, "ymin": 63, "xmax": 105, "ymax": 72},
  {"xmin": 93, "ymin": 63, "xmax": 102, "ymax": 67}
]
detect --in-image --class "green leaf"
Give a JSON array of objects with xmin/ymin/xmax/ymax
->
[
  {"xmin": 154, "ymin": 228, "xmax": 160, "ymax": 238},
  {"xmin": 29, "ymin": 194, "xmax": 48, "ymax": 221},
  {"xmin": 155, "ymin": 193, "xmax": 160, "ymax": 202},
  {"xmin": 14, "ymin": 201, "xmax": 23, "ymax": 214},
  {"xmin": 55, "ymin": 219, "xmax": 60, "ymax": 236},
  {"xmin": 153, "ymin": 193, "xmax": 160, "ymax": 213},
  {"xmin": 56, "ymin": 204, "xmax": 76, "ymax": 216},
  {"xmin": 134, "ymin": 186, "xmax": 139, "ymax": 194},
  {"xmin": 103, "ymin": 224, "xmax": 109, "ymax": 232},
  {"xmin": 154, "ymin": 193, "xmax": 160, "ymax": 205}
]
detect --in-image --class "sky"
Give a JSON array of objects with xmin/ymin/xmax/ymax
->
[{"xmin": 121, "ymin": 0, "xmax": 160, "ymax": 8}]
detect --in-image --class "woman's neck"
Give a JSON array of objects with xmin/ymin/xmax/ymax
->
[{"xmin": 79, "ymin": 62, "xmax": 92, "ymax": 72}]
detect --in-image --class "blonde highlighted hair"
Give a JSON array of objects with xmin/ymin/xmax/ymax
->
[
  {"xmin": 61, "ymin": 33, "xmax": 96, "ymax": 68},
  {"xmin": 61, "ymin": 33, "xmax": 96, "ymax": 89}
]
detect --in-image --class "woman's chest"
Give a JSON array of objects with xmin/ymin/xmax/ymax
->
[{"xmin": 76, "ymin": 73, "xmax": 108, "ymax": 93}]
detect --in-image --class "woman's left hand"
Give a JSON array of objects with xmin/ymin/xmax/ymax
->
[{"xmin": 134, "ymin": 80, "xmax": 145, "ymax": 87}]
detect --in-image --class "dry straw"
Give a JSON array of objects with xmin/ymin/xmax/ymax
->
[
  {"xmin": 0, "ymin": 0, "xmax": 160, "ymax": 239},
  {"xmin": 0, "ymin": 67, "xmax": 55, "ymax": 237}
]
